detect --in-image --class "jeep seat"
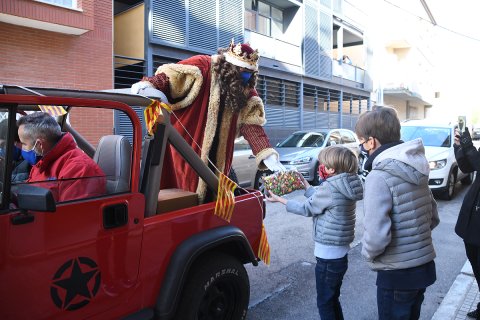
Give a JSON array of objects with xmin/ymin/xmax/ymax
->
[{"xmin": 93, "ymin": 135, "xmax": 132, "ymax": 193}]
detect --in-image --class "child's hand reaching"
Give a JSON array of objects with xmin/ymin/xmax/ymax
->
[
  {"xmin": 299, "ymin": 174, "xmax": 310, "ymax": 189},
  {"xmin": 265, "ymin": 190, "xmax": 287, "ymax": 205}
]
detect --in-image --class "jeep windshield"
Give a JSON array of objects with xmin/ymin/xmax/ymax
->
[
  {"xmin": 277, "ymin": 132, "xmax": 327, "ymax": 148},
  {"xmin": 401, "ymin": 126, "xmax": 451, "ymax": 147}
]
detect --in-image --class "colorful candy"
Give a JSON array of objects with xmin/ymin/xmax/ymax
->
[{"xmin": 263, "ymin": 170, "xmax": 304, "ymax": 196}]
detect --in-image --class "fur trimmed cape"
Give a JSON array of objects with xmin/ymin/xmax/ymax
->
[{"xmin": 148, "ymin": 55, "xmax": 276, "ymax": 202}]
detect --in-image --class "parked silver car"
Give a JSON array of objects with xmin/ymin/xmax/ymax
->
[
  {"xmin": 276, "ymin": 129, "xmax": 359, "ymax": 185},
  {"xmin": 230, "ymin": 136, "xmax": 261, "ymax": 189}
]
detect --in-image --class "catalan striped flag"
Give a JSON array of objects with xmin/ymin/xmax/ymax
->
[
  {"xmin": 258, "ymin": 224, "xmax": 271, "ymax": 265},
  {"xmin": 214, "ymin": 172, "xmax": 237, "ymax": 223},
  {"xmin": 38, "ymin": 105, "xmax": 67, "ymax": 116},
  {"xmin": 144, "ymin": 100, "xmax": 171, "ymax": 135}
]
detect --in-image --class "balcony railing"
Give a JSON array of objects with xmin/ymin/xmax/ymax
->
[{"xmin": 332, "ymin": 60, "xmax": 365, "ymax": 83}]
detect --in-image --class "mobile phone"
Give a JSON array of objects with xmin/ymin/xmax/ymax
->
[{"xmin": 458, "ymin": 116, "xmax": 466, "ymax": 134}]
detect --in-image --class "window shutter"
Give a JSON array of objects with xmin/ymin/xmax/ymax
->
[
  {"xmin": 189, "ymin": 0, "xmax": 217, "ymax": 52},
  {"xmin": 152, "ymin": 0, "xmax": 186, "ymax": 45},
  {"xmin": 114, "ymin": 108, "xmax": 146, "ymax": 145},
  {"xmin": 219, "ymin": 0, "xmax": 244, "ymax": 47},
  {"xmin": 319, "ymin": 10, "xmax": 332, "ymax": 79},
  {"xmin": 304, "ymin": 0, "xmax": 319, "ymax": 77}
]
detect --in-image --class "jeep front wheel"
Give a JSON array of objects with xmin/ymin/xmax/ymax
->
[{"xmin": 176, "ymin": 253, "xmax": 250, "ymax": 320}]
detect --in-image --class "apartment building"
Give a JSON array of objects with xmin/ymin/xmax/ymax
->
[{"xmin": 114, "ymin": 0, "xmax": 373, "ymax": 144}]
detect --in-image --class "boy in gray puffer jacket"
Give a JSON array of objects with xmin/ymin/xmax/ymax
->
[
  {"xmin": 355, "ymin": 106, "xmax": 439, "ymax": 320},
  {"xmin": 266, "ymin": 145, "xmax": 363, "ymax": 320}
]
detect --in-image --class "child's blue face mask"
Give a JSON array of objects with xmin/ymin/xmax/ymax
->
[
  {"xmin": 21, "ymin": 141, "xmax": 42, "ymax": 165},
  {"xmin": 240, "ymin": 71, "xmax": 253, "ymax": 86}
]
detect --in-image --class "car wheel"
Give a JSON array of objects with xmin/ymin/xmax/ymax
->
[
  {"xmin": 176, "ymin": 253, "xmax": 249, "ymax": 320},
  {"xmin": 439, "ymin": 170, "xmax": 456, "ymax": 200},
  {"xmin": 311, "ymin": 162, "xmax": 320, "ymax": 186},
  {"xmin": 460, "ymin": 172, "xmax": 474, "ymax": 185},
  {"xmin": 254, "ymin": 170, "xmax": 273, "ymax": 194},
  {"xmin": 228, "ymin": 168, "xmax": 243, "ymax": 196}
]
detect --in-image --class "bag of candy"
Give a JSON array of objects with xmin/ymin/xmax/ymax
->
[{"xmin": 262, "ymin": 170, "xmax": 304, "ymax": 196}]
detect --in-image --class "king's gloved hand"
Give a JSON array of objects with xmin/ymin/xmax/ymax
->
[
  {"xmin": 131, "ymin": 81, "xmax": 154, "ymax": 94},
  {"xmin": 460, "ymin": 127, "xmax": 474, "ymax": 149},
  {"xmin": 263, "ymin": 154, "xmax": 286, "ymax": 172}
]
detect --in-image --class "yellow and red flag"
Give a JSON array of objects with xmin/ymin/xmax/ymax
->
[
  {"xmin": 214, "ymin": 172, "xmax": 237, "ymax": 223},
  {"xmin": 38, "ymin": 105, "xmax": 67, "ymax": 116},
  {"xmin": 144, "ymin": 100, "xmax": 171, "ymax": 135},
  {"xmin": 258, "ymin": 224, "xmax": 271, "ymax": 265}
]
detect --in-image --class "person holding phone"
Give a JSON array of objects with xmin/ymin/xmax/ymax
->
[{"xmin": 454, "ymin": 127, "xmax": 480, "ymax": 319}]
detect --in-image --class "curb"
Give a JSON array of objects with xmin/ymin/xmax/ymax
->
[{"xmin": 431, "ymin": 261, "xmax": 474, "ymax": 320}]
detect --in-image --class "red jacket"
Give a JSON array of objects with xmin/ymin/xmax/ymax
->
[{"xmin": 28, "ymin": 133, "xmax": 106, "ymax": 202}]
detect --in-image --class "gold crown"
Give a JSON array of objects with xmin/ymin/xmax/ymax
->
[{"xmin": 224, "ymin": 39, "xmax": 259, "ymax": 71}]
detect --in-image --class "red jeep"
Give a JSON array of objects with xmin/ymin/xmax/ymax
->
[{"xmin": 0, "ymin": 85, "xmax": 266, "ymax": 320}]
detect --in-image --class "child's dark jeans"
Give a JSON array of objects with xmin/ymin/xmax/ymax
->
[
  {"xmin": 315, "ymin": 255, "xmax": 348, "ymax": 320},
  {"xmin": 376, "ymin": 287, "xmax": 426, "ymax": 320}
]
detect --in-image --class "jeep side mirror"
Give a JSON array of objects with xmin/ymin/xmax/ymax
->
[{"xmin": 12, "ymin": 185, "xmax": 56, "ymax": 212}]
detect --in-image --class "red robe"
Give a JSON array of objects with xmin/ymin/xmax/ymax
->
[{"xmin": 145, "ymin": 55, "xmax": 276, "ymax": 201}]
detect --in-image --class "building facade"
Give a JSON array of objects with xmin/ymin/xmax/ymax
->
[
  {"xmin": 0, "ymin": 0, "xmax": 114, "ymax": 145},
  {"xmin": 114, "ymin": 0, "xmax": 373, "ymax": 144},
  {"xmin": 370, "ymin": 0, "xmax": 436, "ymax": 121}
]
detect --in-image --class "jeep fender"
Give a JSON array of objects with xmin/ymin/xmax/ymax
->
[{"xmin": 155, "ymin": 225, "xmax": 258, "ymax": 319}]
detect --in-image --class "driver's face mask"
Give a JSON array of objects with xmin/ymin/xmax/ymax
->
[{"xmin": 21, "ymin": 140, "xmax": 42, "ymax": 165}]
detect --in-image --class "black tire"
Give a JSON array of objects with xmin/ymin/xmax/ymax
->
[
  {"xmin": 460, "ymin": 172, "xmax": 474, "ymax": 185},
  {"xmin": 311, "ymin": 162, "xmax": 320, "ymax": 186},
  {"xmin": 228, "ymin": 168, "xmax": 242, "ymax": 196},
  {"xmin": 176, "ymin": 253, "xmax": 250, "ymax": 320},
  {"xmin": 439, "ymin": 170, "xmax": 456, "ymax": 201},
  {"xmin": 228, "ymin": 168, "xmax": 239, "ymax": 184},
  {"xmin": 254, "ymin": 169, "xmax": 273, "ymax": 194}
]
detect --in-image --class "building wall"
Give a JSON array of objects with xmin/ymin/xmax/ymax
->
[
  {"xmin": 114, "ymin": 4, "xmax": 144, "ymax": 61},
  {"xmin": 384, "ymin": 96, "xmax": 407, "ymax": 120},
  {"xmin": 0, "ymin": 0, "xmax": 114, "ymax": 145}
]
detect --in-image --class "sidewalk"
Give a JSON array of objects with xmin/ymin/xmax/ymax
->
[{"xmin": 432, "ymin": 261, "xmax": 479, "ymax": 320}]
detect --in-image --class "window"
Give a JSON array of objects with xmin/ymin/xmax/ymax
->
[
  {"xmin": 244, "ymin": 0, "xmax": 283, "ymax": 37},
  {"xmin": 36, "ymin": 0, "xmax": 77, "ymax": 9}
]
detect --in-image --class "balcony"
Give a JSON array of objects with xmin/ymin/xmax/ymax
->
[
  {"xmin": 0, "ymin": 0, "xmax": 92, "ymax": 35},
  {"xmin": 332, "ymin": 59, "xmax": 365, "ymax": 83}
]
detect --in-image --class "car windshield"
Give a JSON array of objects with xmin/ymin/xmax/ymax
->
[
  {"xmin": 277, "ymin": 132, "xmax": 327, "ymax": 147},
  {"xmin": 401, "ymin": 126, "xmax": 451, "ymax": 147}
]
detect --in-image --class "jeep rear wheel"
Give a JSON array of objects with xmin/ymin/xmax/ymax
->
[{"xmin": 176, "ymin": 253, "xmax": 249, "ymax": 320}]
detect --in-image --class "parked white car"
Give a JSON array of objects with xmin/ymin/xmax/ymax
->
[{"xmin": 400, "ymin": 120, "xmax": 474, "ymax": 200}]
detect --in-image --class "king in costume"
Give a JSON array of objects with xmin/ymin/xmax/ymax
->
[{"xmin": 134, "ymin": 41, "xmax": 281, "ymax": 202}]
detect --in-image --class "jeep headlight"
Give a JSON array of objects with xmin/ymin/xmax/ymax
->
[
  {"xmin": 289, "ymin": 156, "xmax": 313, "ymax": 165},
  {"xmin": 429, "ymin": 159, "xmax": 447, "ymax": 170}
]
